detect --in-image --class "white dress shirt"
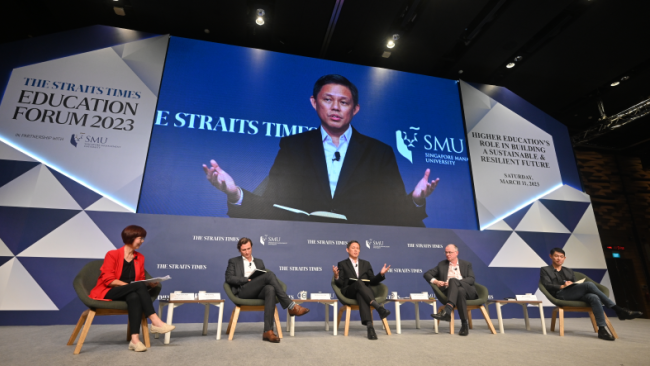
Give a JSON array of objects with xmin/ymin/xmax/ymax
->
[
  {"xmin": 322, "ymin": 125, "xmax": 352, "ymax": 198},
  {"xmin": 349, "ymin": 257, "xmax": 360, "ymax": 278},
  {"xmin": 243, "ymin": 256, "xmax": 256, "ymax": 278},
  {"xmin": 230, "ymin": 125, "xmax": 353, "ymax": 204}
]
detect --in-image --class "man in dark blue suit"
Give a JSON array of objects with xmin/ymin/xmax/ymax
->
[{"xmin": 203, "ymin": 74, "xmax": 439, "ymax": 227}]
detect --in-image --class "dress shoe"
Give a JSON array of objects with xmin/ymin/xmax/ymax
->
[
  {"xmin": 367, "ymin": 326, "xmax": 378, "ymax": 340},
  {"xmin": 431, "ymin": 308, "xmax": 451, "ymax": 322},
  {"xmin": 150, "ymin": 323, "xmax": 176, "ymax": 334},
  {"xmin": 288, "ymin": 304, "xmax": 310, "ymax": 316},
  {"xmin": 598, "ymin": 327, "xmax": 615, "ymax": 341},
  {"xmin": 263, "ymin": 330, "xmax": 281, "ymax": 343},
  {"xmin": 459, "ymin": 323, "xmax": 469, "ymax": 336},
  {"xmin": 128, "ymin": 341, "xmax": 147, "ymax": 352},
  {"xmin": 616, "ymin": 307, "xmax": 643, "ymax": 321},
  {"xmin": 377, "ymin": 307, "xmax": 391, "ymax": 319}
]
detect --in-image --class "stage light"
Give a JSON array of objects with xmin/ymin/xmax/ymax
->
[
  {"xmin": 0, "ymin": 136, "xmax": 135, "ymax": 212},
  {"xmin": 387, "ymin": 40, "xmax": 395, "ymax": 48},
  {"xmin": 204, "ymin": 29, "xmax": 210, "ymax": 34},
  {"xmin": 611, "ymin": 81, "xmax": 620, "ymax": 86},
  {"xmin": 256, "ymin": 9, "xmax": 265, "ymax": 26},
  {"xmin": 621, "ymin": 76, "xmax": 630, "ymax": 81},
  {"xmin": 506, "ymin": 62, "xmax": 515, "ymax": 68},
  {"xmin": 514, "ymin": 56, "xmax": 523, "ymax": 61},
  {"xmin": 480, "ymin": 183, "xmax": 564, "ymax": 231},
  {"xmin": 458, "ymin": 70, "xmax": 464, "ymax": 74},
  {"xmin": 382, "ymin": 51, "xmax": 391, "ymax": 58}
]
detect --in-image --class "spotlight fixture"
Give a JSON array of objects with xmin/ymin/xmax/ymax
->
[
  {"xmin": 256, "ymin": 9, "xmax": 265, "ymax": 26},
  {"xmin": 458, "ymin": 70, "xmax": 464, "ymax": 74},
  {"xmin": 611, "ymin": 81, "xmax": 620, "ymax": 87},
  {"xmin": 204, "ymin": 29, "xmax": 210, "ymax": 34},
  {"xmin": 621, "ymin": 76, "xmax": 630, "ymax": 81},
  {"xmin": 382, "ymin": 51, "xmax": 392, "ymax": 58},
  {"xmin": 114, "ymin": 6, "xmax": 125, "ymax": 16},
  {"xmin": 506, "ymin": 62, "xmax": 515, "ymax": 68},
  {"xmin": 387, "ymin": 34, "xmax": 400, "ymax": 49},
  {"xmin": 514, "ymin": 56, "xmax": 523, "ymax": 61}
]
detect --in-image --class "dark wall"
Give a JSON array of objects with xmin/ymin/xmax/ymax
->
[{"xmin": 575, "ymin": 149, "xmax": 650, "ymax": 316}]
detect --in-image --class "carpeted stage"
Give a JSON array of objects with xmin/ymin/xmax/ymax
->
[{"xmin": 1, "ymin": 318, "xmax": 649, "ymax": 365}]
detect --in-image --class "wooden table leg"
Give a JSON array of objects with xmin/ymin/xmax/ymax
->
[
  {"xmin": 164, "ymin": 303, "xmax": 176, "ymax": 344},
  {"xmin": 324, "ymin": 302, "xmax": 329, "ymax": 331},
  {"xmin": 538, "ymin": 304, "xmax": 546, "ymax": 335},
  {"xmin": 332, "ymin": 302, "xmax": 337, "ymax": 336},
  {"xmin": 415, "ymin": 302, "xmax": 420, "ymax": 329},
  {"xmin": 216, "ymin": 303, "xmax": 224, "ymax": 340},
  {"xmin": 496, "ymin": 303, "xmax": 504, "ymax": 334},
  {"xmin": 202, "ymin": 304, "xmax": 210, "ymax": 336},
  {"xmin": 522, "ymin": 304, "xmax": 530, "ymax": 331},
  {"xmin": 394, "ymin": 301, "xmax": 402, "ymax": 334}
]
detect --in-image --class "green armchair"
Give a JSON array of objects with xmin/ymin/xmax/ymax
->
[
  {"xmin": 538, "ymin": 271, "xmax": 617, "ymax": 338},
  {"xmin": 223, "ymin": 270, "xmax": 286, "ymax": 340},
  {"xmin": 429, "ymin": 281, "xmax": 496, "ymax": 334},
  {"xmin": 331, "ymin": 275, "xmax": 391, "ymax": 336},
  {"xmin": 67, "ymin": 259, "xmax": 161, "ymax": 354}
]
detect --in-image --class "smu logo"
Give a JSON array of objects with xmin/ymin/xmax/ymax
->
[
  {"xmin": 395, "ymin": 127, "xmax": 419, "ymax": 163},
  {"xmin": 70, "ymin": 133, "xmax": 84, "ymax": 147},
  {"xmin": 260, "ymin": 235, "xmax": 267, "ymax": 245}
]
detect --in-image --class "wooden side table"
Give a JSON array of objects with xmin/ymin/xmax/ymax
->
[
  {"xmin": 387, "ymin": 298, "xmax": 438, "ymax": 334},
  {"xmin": 487, "ymin": 300, "xmax": 546, "ymax": 335},
  {"xmin": 156, "ymin": 299, "xmax": 225, "ymax": 344},
  {"xmin": 285, "ymin": 299, "xmax": 338, "ymax": 336}
]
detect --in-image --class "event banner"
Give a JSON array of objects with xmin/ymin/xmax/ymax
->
[
  {"xmin": 139, "ymin": 37, "xmax": 477, "ymax": 230},
  {"xmin": 0, "ymin": 35, "xmax": 169, "ymax": 211},
  {"xmin": 460, "ymin": 81, "xmax": 563, "ymax": 230}
]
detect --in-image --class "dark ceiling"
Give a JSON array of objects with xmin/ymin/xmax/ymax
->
[{"xmin": 2, "ymin": 0, "xmax": 650, "ymax": 152}]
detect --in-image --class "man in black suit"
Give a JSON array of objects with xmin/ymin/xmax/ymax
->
[
  {"xmin": 424, "ymin": 244, "xmax": 476, "ymax": 336},
  {"xmin": 333, "ymin": 240, "xmax": 391, "ymax": 340},
  {"xmin": 202, "ymin": 74, "xmax": 439, "ymax": 227},
  {"xmin": 541, "ymin": 247, "xmax": 642, "ymax": 341},
  {"xmin": 225, "ymin": 237, "xmax": 309, "ymax": 343}
]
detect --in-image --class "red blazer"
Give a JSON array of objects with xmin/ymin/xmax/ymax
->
[{"xmin": 89, "ymin": 246, "xmax": 145, "ymax": 300}]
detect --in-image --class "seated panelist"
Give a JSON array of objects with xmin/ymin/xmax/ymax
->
[
  {"xmin": 424, "ymin": 244, "xmax": 476, "ymax": 336},
  {"xmin": 225, "ymin": 237, "xmax": 309, "ymax": 343},
  {"xmin": 541, "ymin": 247, "xmax": 643, "ymax": 341},
  {"xmin": 89, "ymin": 225, "xmax": 175, "ymax": 352},
  {"xmin": 333, "ymin": 240, "xmax": 391, "ymax": 340}
]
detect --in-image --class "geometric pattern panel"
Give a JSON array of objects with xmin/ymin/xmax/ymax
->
[
  {"xmin": 489, "ymin": 232, "xmax": 548, "ymax": 268},
  {"xmin": 515, "ymin": 201, "xmax": 570, "ymax": 233},
  {"xmin": 0, "ymin": 160, "xmax": 40, "ymax": 189},
  {"xmin": 0, "ymin": 207, "xmax": 81, "ymax": 256},
  {"xmin": 502, "ymin": 202, "xmax": 532, "ymax": 230},
  {"xmin": 19, "ymin": 257, "xmax": 93, "ymax": 309},
  {"xmin": 18, "ymin": 211, "xmax": 117, "ymax": 258},
  {"xmin": 49, "ymin": 169, "xmax": 103, "ymax": 210},
  {"xmin": 539, "ymin": 199, "xmax": 591, "ymax": 232},
  {"xmin": 0, "ymin": 165, "xmax": 81, "ymax": 210},
  {"xmin": 0, "ymin": 258, "xmax": 58, "ymax": 310},
  {"xmin": 516, "ymin": 231, "xmax": 572, "ymax": 265},
  {"xmin": 453, "ymin": 229, "xmax": 513, "ymax": 266}
]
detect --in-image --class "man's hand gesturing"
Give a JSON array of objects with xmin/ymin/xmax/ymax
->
[
  {"xmin": 412, "ymin": 168, "xmax": 439, "ymax": 206},
  {"xmin": 202, "ymin": 159, "xmax": 241, "ymax": 203}
]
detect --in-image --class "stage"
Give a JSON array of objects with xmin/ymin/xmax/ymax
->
[{"xmin": 2, "ymin": 318, "xmax": 649, "ymax": 365}]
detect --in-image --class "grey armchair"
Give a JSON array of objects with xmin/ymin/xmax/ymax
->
[{"xmin": 331, "ymin": 275, "xmax": 391, "ymax": 336}]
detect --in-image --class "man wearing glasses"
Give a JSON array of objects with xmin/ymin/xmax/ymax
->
[{"xmin": 424, "ymin": 244, "xmax": 477, "ymax": 336}]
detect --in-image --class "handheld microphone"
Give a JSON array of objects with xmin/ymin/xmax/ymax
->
[
  {"xmin": 355, "ymin": 263, "xmax": 358, "ymax": 267},
  {"xmin": 249, "ymin": 262, "xmax": 252, "ymax": 267},
  {"xmin": 333, "ymin": 151, "xmax": 341, "ymax": 161}
]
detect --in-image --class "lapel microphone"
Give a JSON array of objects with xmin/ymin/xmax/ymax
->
[{"xmin": 333, "ymin": 151, "xmax": 341, "ymax": 161}]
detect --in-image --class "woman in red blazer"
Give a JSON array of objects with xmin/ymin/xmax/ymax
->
[{"xmin": 89, "ymin": 225, "xmax": 174, "ymax": 352}]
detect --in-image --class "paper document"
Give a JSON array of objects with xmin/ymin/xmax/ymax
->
[
  {"xmin": 133, "ymin": 275, "xmax": 171, "ymax": 284},
  {"xmin": 273, "ymin": 204, "xmax": 347, "ymax": 220}
]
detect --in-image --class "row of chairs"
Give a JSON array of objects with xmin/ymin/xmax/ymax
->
[{"xmin": 68, "ymin": 260, "xmax": 614, "ymax": 353}]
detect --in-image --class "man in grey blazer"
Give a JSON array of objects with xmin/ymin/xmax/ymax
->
[
  {"xmin": 540, "ymin": 247, "xmax": 642, "ymax": 341},
  {"xmin": 225, "ymin": 237, "xmax": 309, "ymax": 343},
  {"xmin": 424, "ymin": 244, "xmax": 476, "ymax": 336}
]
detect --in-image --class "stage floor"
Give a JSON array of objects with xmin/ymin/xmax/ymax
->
[{"xmin": 1, "ymin": 318, "xmax": 649, "ymax": 365}]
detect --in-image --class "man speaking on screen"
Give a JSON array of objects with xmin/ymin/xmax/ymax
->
[{"xmin": 202, "ymin": 74, "xmax": 439, "ymax": 227}]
